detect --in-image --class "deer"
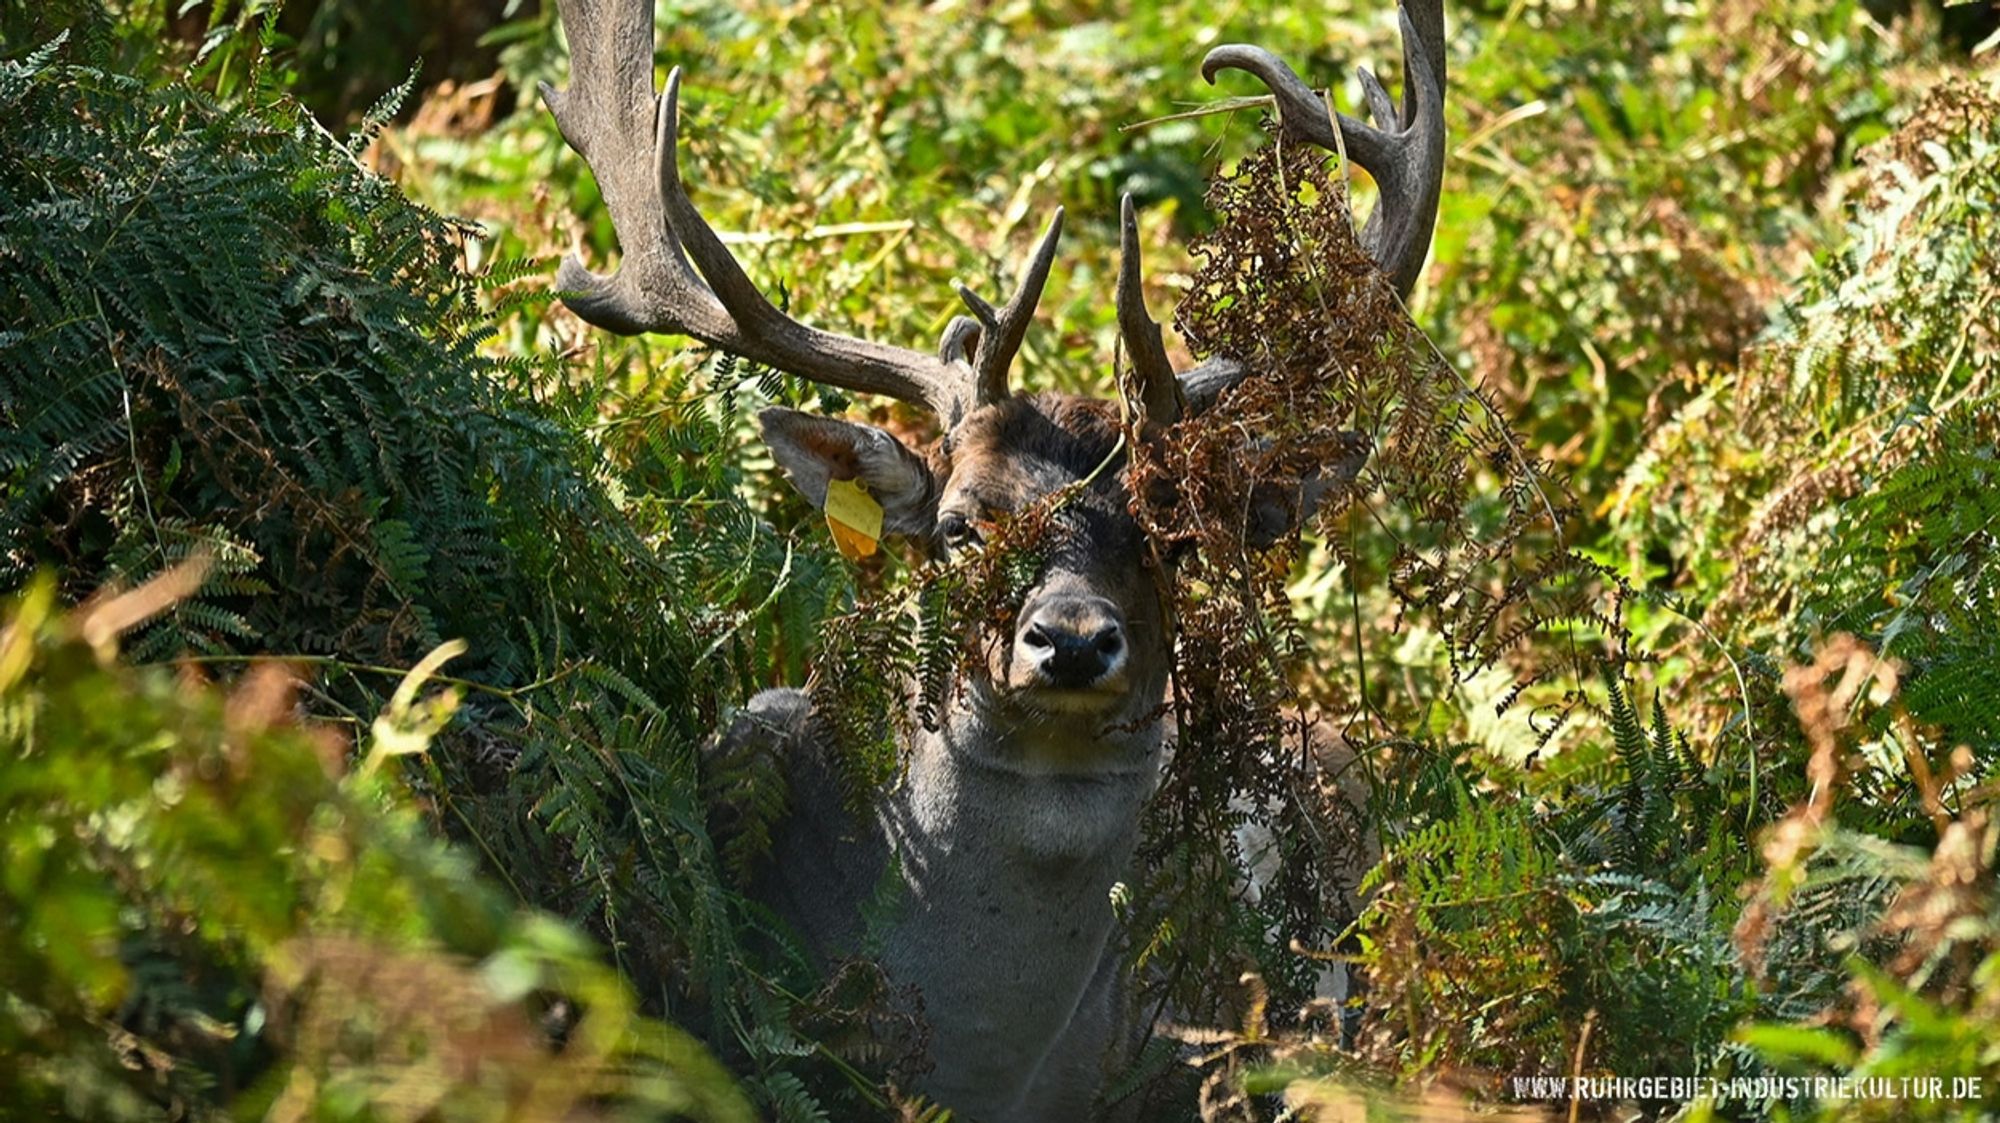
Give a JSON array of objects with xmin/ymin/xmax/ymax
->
[{"xmin": 540, "ymin": 0, "xmax": 1445, "ymax": 1118}]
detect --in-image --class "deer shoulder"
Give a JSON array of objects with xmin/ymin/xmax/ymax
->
[{"xmin": 704, "ymin": 689, "xmax": 892, "ymax": 968}]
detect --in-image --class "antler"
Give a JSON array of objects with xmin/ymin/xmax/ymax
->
[
  {"xmin": 1117, "ymin": 0, "xmax": 1447, "ymax": 426},
  {"xmin": 1202, "ymin": 0, "xmax": 1446, "ymax": 298},
  {"xmin": 542, "ymin": 0, "xmax": 1055, "ymax": 426}
]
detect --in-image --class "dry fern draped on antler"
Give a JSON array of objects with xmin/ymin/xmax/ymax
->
[{"xmin": 1114, "ymin": 125, "xmax": 1636, "ymax": 1051}]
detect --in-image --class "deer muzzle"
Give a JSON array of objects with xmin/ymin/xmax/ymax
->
[{"xmin": 1015, "ymin": 595, "xmax": 1128, "ymax": 693}]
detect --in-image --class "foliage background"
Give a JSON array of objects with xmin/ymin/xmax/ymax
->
[{"xmin": 3, "ymin": 0, "xmax": 1999, "ymax": 1119}]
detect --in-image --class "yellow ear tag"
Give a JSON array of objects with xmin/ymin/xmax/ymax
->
[{"xmin": 824, "ymin": 477, "xmax": 884, "ymax": 561}]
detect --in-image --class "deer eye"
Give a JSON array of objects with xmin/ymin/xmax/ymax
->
[{"xmin": 938, "ymin": 512, "xmax": 984, "ymax": 555}]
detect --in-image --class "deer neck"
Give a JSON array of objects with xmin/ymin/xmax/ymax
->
[
  {"xmin": 897, "ymin": 705, "xmax": 1162, "ymax": 863},
  {"xmin": 870, "ymin": 702, "xmax": 1162, "ymax": 1117}
]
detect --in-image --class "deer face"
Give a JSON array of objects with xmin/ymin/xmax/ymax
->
[{"xmin": 760, "ymin": 393, "xmax": 1173, "ymax": 760}]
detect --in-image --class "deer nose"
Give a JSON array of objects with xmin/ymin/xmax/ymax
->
[{"xmin": 1019, "ymin": 599, "xmax": 1127, "ymax": 689}]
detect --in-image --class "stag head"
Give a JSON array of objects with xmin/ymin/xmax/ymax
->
[{"xmin": 542, "ymin": 0, "xmax": 1446, "ymax": 752}]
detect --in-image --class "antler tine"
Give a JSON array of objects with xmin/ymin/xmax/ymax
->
[
  {"xmin": 1201, "ymin": 0, "xmax": 1446, "ymax": 298},
  {"xmin": 543, "ymin": 0, "xmax": 975, "ymax": 422},
  {"xmin": 1115, "ymin": 195, "xmax": 1185, "ymax": 426},
  {"xmin": 1119, "ymin": 194, "xmax": 1246, "ymax": 418},
  {"xmin": 942, "ymin": 209, "xmax": 1065, "ymax": 408}
]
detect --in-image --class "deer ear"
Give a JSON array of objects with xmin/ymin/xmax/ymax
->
[
  {"xmin": 757, "ymin": 408, "xmax": 938, "ymax": 537},
  {"xmin": 1245, "ymin": 436, "xmax": 1371, "ymax": 549}
]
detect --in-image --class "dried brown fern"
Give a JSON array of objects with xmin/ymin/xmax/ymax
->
[{"xmin": 1118, "ymin": 136, "xmax": 1630, "ymax": 1052}]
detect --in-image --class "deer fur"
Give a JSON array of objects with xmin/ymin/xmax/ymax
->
[{"xmin": 717, "ymin": 396, "xmax": 1168, "ymax": 1121}]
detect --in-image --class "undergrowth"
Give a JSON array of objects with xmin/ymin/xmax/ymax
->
[
  {"xmin": 0, "ymin": 572, "xmax": 754, "ymax": 1121},
  {"xmin": 0, "ymin": 33, "xmax": 869, "ymax": 1121}
]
